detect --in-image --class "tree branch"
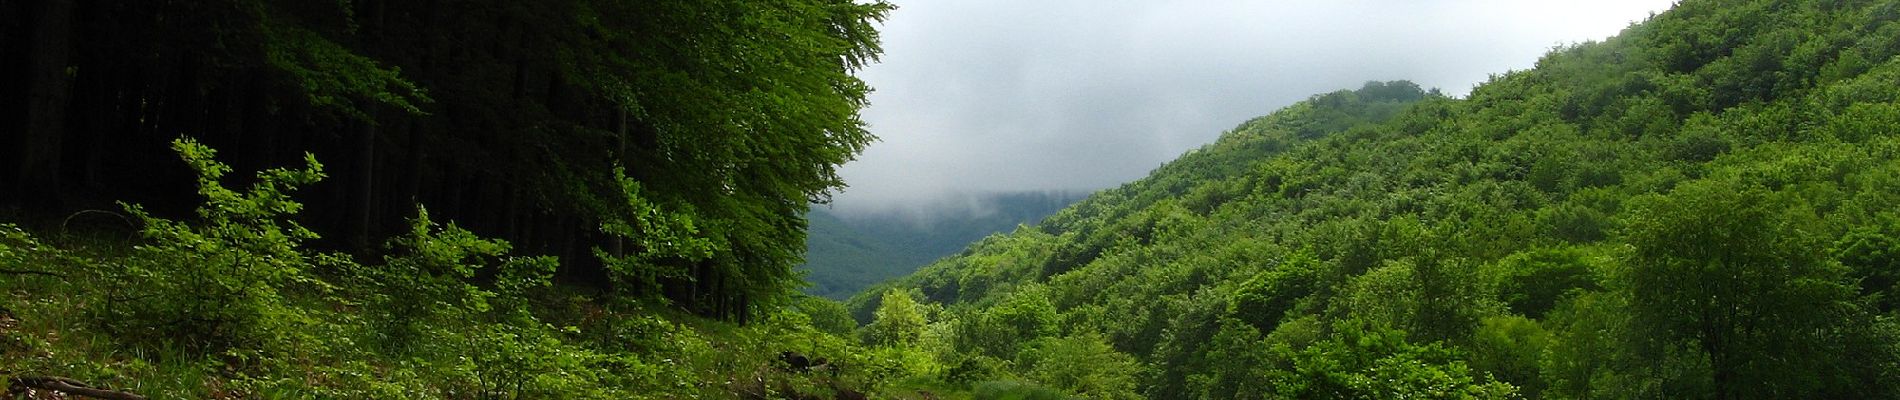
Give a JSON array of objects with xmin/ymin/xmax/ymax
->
[{"xmin": 8, "ymin": 376, "xmax": 148, "ymax": 400}]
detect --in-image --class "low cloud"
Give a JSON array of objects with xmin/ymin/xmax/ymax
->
[{"xmin": 830, "ymin": 0, "xmax": 1675, "ymax": 214}]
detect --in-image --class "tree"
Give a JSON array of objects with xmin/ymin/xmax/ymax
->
[
  {"xmin": 1621, "ymin": 179, "xmax": 1866, "ymax": 399},
  {"xmin": 1017, "ymin": 334, "xmax": 1144, "ymax": 400},
  {"xmin": 13, "ymin": 0, "xmax": 73, "ymax": 211},
  {"xmin": 1277, "ymin": 321, "xmax": 1518, "ymax": 399},
  {"xmin": 1186, "ymin": 318, "xmax": 1276, "ymax": 399},
  {"xmin": 957, "ymin": 284, "xmax": 1058, "ymax": 358},
  {"xmin": 862, "ymin": 289, "xmax": 926, "ymax": 347},
  {"xmin": 1229, "ymin": 249, "xmax": 1320, "ymax": 333},
  {"xmin": 1834, "ymin": 225, "xmax": 1900, "ymax": 313},
  {"xmin": 1490, "ymin": 247, "xmax": 1603, "ymax": 319}
]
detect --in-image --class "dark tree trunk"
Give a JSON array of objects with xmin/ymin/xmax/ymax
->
[
  {"xmin": 242, "ymin": 72, "xmax": 276, "ymax": 176},
  {"xmin": 73, "ymin": 50, "xmax": 113, "ymax": 192},
  {"xmin": 17, "ymin": 0, "xmax": 75, "ymax": 211},
  {"xmin": 400, "ymin": 118, "xmax": 423, "ymax": 213},
  {"xmin": 347, "ymin": 110, "xmax": 378, "ymax": 253},
  {"xmin": 615, "ymin": 108, "xmax": 629, "ymax": 161}
]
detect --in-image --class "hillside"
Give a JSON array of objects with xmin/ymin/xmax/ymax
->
[
  {"xmin": 7, "ymin": 0, "xmax": 1900, "ymax": 399},
  {"xmin": 850, "ymin": 0, "xmax": 1900, "ymax": 398},
  {"xmin": 802, "ymin": 192, "xmax": 1084, "ymax": 299}
]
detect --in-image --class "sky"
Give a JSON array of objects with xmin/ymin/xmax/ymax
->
[{"xmin": 828, "ymin": 0, "xmax": 1678, "ymax": 215}]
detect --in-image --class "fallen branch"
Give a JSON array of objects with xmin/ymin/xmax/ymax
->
[
  {"xmin": 8, "ymin": 376, "xmax": 148, "ymax": 400},
  {"xmin": 60, "ymin": 209, "xmax": 137, "ymax": 236}
]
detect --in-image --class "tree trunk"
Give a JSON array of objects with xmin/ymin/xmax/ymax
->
[
  {"xmin": 400, "ymin": 119, "xmax": 422, "ymax": 212},
  {"xmin": 616, "ymin": 108, "xmax": 629, "ymax": 161},
  {"xmin": 346, "ymin": 109, "xmax": 378, "ymax": 253},
  {"xmin": 17, "ymin": 0, "xmax": 75, "ymax": 211},
  {"xmin": 74, "ymin": 52, "xmax": 112, "ymax": 192}
]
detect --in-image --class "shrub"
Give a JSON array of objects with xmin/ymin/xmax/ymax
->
[{"xmin": 96, "ymin": 138, "xmax": 336, "ymax": 354}]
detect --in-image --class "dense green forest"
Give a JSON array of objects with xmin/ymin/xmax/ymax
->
[
  {"xmin": 6, "ymin": 0, "xmax": 1900, "ymax": 398},
  {"xmin": 803, "ymin": 192, "xmax": 1083, "ymax": 299},
  {"xmin": 1, "ymin": 0, "xmax": 893, "ymax": 322},
  {"xmin": 1, "ymin": 0, "xmax": 929, "ymax": 398},
  {"xmin": 849, "ymin": 0, "xmax": 1900, "ymax": 398}
]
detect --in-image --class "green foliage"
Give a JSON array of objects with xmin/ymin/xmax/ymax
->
[
  {"xmin": 791, "ymin": 295, "xmax": 859, "ymax": 338},
  {"xmin": 1186, "ymin": 318, "xmax": 1278, "ymax": 399},
  {"xmin": 261, "ymin": 20, "xmax": 430, "ymax": 119},
  {"xmin": 1015, "ymin": 334, "xmax": 1143, "ymax": 400},
  {"xmin": 3, "ymin": 0, "xmax": 920, "ymax": 395},
  {"xmin": 1620, "ymin": 178, "xmax": 1870, "ymax": 398},
  {"xmin": 14, "ymin": 0, "xmax": 1900, "ymax": 398},
  {"xmin": 596, "ymin": 167, "xmax": 719, "ymax": 301},
  {"xmin": 572, "ymin": 0, "xmax": 898, "ymax": 320},
  {"xmin": 1835, "ymin": 223, "xmax": 1900, "ymax": 312},
  {"xmin": 1466, "ymin": 315, "xmax": 1550, "ymax": 395},
  {"xmin": 956, "ymin": 284, "xmax": 1059, "ymax": 359},
  {"xmin": 1278, "ymin": 323, "xmax": 1518, "ymax": 399},
  {"xmin": 362, "ymin": 206, "xmax": 555, "ymax": 353},
  {"xmin": 971, "ymin": 380, "xmax": 1070, "ymax": 400},
  {"xmin": 1230, "ymin": 249, "xmax": 1321, "ymax": 332},
  {"xmin": 1488, "ymin": 247, "xmax": 1604, "ymax": 319},
  {"xmin": 864, "ymin": 289, "xmax": 928, "ymax": 347},
  {"xmin": 100, "ymin": 138, "xmax": 333, "ymax": 353},
  {"xmin": 0, "ymin": 223, "xmax": 84, "ymax": 281},
  {"xmin": 2, "ymin": 141, "xmax": 935, "ymax": 399},
  {"xmin": 861, "ymin": 0, "xmax": 1900, "ymax": 397},
  {"xmin": 1539, "ymin": 291, "xmax": 1646, "ymax": 398}
]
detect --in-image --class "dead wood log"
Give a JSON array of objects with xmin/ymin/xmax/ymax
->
[{"xmin": 8, "ymin": 375, "xmax": 148, "ymax": 400}]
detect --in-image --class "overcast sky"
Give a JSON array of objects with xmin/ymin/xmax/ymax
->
[{"xmin": 828, "ymin": 0, "xmax": 1677, "ymax": 214}]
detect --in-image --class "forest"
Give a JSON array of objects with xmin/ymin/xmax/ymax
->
[
  {"xmin": 5, "ymin": 0, "xmax": 1900, "ymax": 399},
  {"xmin": 803, "ymin": 192, "xmax": 1083, "ymax": 299}
]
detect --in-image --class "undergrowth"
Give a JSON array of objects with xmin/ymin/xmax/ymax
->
[{"xmin": 0, "ymin": 138, "xmax": 994, "ymax": 399}]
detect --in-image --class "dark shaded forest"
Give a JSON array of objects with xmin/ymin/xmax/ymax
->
[{"xmin": 1, "ymin": 0, "xmax": 889, "ymax": 321}]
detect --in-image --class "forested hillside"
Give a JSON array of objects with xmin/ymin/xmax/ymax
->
[
  {"xmin": 803, "ymin": 192, "xmax": 1083, "ymax": 299},
  {"xmin": 852, "ymin": 0, "xmax": 1900, "ymax": 398},
  {"xmin": 8, "ymin": 0, "xmax": 1900, "ymax": 398}
]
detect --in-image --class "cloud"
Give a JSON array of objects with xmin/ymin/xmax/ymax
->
[{"xmin": 830, "ymin": 0, "xmax": 1676, "ymax": 213}]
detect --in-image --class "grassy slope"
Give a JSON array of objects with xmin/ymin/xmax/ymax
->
[{"xmin": 0, "ymin": 150, "xmax": 949, "ymax": 399}]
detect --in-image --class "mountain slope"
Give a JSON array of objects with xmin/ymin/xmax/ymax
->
[
  {"xmin": 802, "ymin": 208, "xmax": 915, "ymax": 297},
  {"xmin": 850, "ymin": 1, "xmax": 1900, "ymax": 398},
  {"xmin": 801, "ymin": 192, "xmax": 1085, "ymax": 299}
]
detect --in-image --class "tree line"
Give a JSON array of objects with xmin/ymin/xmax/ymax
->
[{"xmin": 1, "ymin": 0, "xmax": 891, "ymax": 321}]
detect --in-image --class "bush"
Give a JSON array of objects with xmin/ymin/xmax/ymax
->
[
  {"xmin": 96, "ymin": 138, "xmax": 335, "ymax": 354},
  {"xmin": 1015, "ymin": 334, "xmax": 1143, "ymax": 400},
  {"xmin": 361, "ymin": 206, "xmax": 556, "ymax": 354}
]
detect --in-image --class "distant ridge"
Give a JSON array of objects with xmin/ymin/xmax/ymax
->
[{"xmin": 801, "ymin": 191, "xmax": 1086, "ymax": 298}]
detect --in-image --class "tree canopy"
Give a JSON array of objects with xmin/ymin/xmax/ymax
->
[
  {"xmin": 851, "ymin": 0, "xmax": 1900, "ymax": 397},
  {"xmin": 1, "ymin": 0, "xmax": 892, "ymax": 320}
]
